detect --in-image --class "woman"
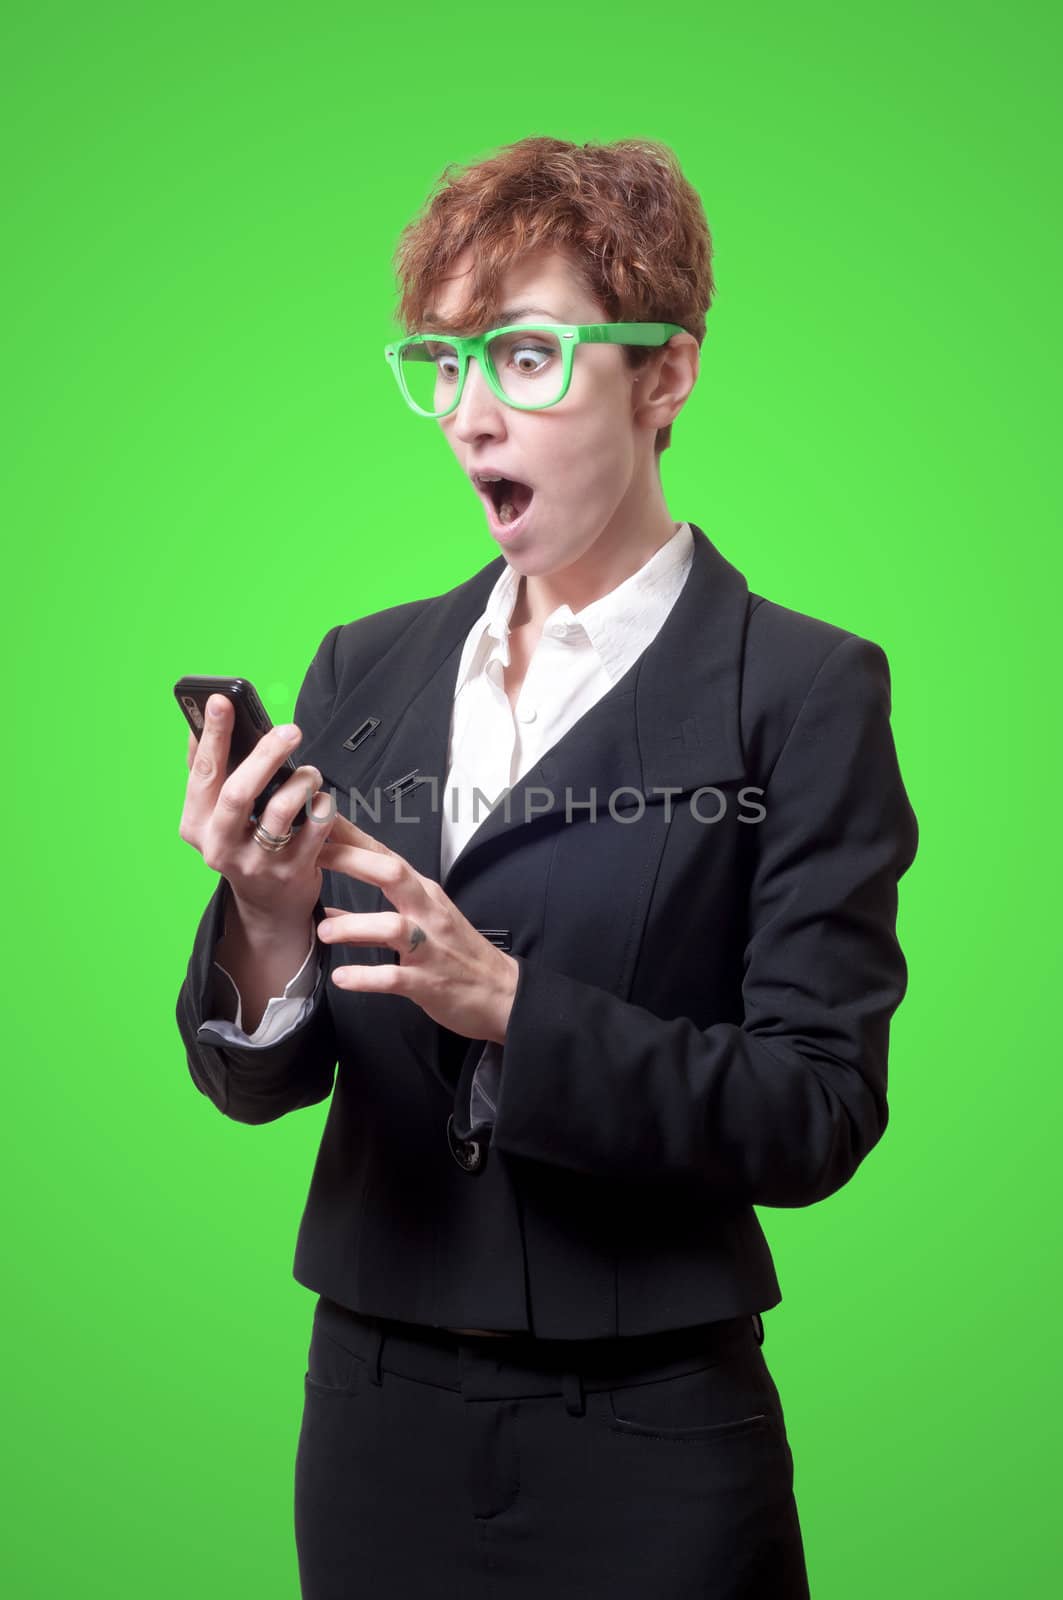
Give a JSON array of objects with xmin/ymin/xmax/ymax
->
[{"xmin": 177, "ymin": 136, "xmax": 918, "ymax": 1598}]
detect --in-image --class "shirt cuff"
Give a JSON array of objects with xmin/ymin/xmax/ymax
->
[
  {"xmin": 468, "ymin": 1040, "xmax": 503, "ymax": 1128},
  {"xmin": 203, "ymin": 932, "xmax": 320, "ymax": 1049}
]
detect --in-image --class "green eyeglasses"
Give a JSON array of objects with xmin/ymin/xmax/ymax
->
[{"xmin": 383, "ymin": 321, "xmax": 685, "ymax": 419}]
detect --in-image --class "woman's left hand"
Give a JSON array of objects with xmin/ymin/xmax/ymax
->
[{"xmin": 315, "ymin": 818, "xmax": 519, "ymax": 1045}]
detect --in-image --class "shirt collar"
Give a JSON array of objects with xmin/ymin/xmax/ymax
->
[{"xmin": 456, "ymin": 521, "xmax": 694, "ymax": 694}]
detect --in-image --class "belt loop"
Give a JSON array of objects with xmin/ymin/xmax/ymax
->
[
  {"xmin": 752, "ymin": 1311, "xmax": 765, "ymax": 1347},
  {"xmin": 366, "ymin": 1325, "xmax": 385, "ymax": 1386},
  {"xmin": 562, "ymin": 1371, "xmax": 585, "ymax": 1417}
]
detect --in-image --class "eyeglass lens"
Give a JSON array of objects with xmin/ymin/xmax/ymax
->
[{"xmin": 400, "ymin": 328, "xmax": 565, "ymax": 414}]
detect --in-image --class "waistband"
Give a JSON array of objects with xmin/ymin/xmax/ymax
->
[{"xmin": 313, "ymin": 1296, "xmax": 766, "ymax": 1410}]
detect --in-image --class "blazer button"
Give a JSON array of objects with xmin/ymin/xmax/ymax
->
[{"xmin": 446, "ymin": 1114, "xmax": 485, "ymax": 1174}]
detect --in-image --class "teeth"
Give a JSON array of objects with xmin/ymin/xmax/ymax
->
[{"xmin": 474, "ymin": 471, "xmax": 523, "ymax": 524}]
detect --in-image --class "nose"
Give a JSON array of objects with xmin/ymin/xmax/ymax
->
[{"xmin": 448, "ymin": 355, "xmax": 506, "ymax": 441}]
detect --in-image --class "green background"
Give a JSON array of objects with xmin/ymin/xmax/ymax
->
[{"xmin": 4, "ymin": 1, "xmax": 1057, "ymax": 1594}]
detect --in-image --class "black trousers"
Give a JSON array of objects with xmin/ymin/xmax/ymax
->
[{"xmin": 295, "ymin": 1296, "xmax": 810, "ymax": 1598}]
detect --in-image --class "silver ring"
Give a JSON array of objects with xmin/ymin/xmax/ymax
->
[{"xmin": 251, "ymin": 818, "xmax": 294, "ymax": 852}]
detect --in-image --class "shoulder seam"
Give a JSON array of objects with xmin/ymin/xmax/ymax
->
[
  {"xmin": 336, "ymin": 600, "xmax": 430, "ymax": 680},
  {"xmin": 762, "ymin": 631, "xmax": 857, "ymax": 789}
]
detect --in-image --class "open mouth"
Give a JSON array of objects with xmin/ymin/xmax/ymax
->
[{"xmin": 474, "ymin": 474, "xmax": 535, "ymax": 527}]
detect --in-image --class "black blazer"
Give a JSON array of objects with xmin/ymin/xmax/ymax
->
[{"xmin": 176, "ymin": 524, "xmax": 919, "ymax": 1338}]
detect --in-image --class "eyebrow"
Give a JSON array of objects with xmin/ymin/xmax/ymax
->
[
  {"xmin": 421, "ymin": 304, "xmax": 562, "ymax": 329},
  {"xmin": 498, "ymin": 305, "xmax": 561, "ymax": 322}
]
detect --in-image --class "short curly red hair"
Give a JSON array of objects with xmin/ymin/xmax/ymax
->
[{"xmin": 391, "ymin": 136, "xmax": 715, "ymax": 457}]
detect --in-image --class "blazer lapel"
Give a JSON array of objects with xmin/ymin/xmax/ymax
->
[
  {"xmin": 296, "ymin": 559, "xmax": 501, "ymax": 883},
  {"xmin": 440, "ymin": 521, "xmax": 751, "ymax": 892}
]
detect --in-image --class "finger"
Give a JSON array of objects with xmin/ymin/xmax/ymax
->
[
  {"xmin": 187, "ymin": 728, "xmax": 198, "ymax": 771},
  {"xmin": 330, "ymin": 963, "xmax": 406, "ymax": 994},
  {"xmin": 183, "ymin": 693, "xmax": 237, "ymax": 825},
  {"xmin": 315, "ymin": 840, "xmax": 429, "ymax": 912},
  {"xmin": 211, "ymin": 719, "xmax": 304, "ymax": 836},
  {"xmin": 257, "ymin": 764, "xmax": 326, "ymax": 838},
  {"xmin": 301, "ymin": 788, "xmax": 352, "ymax": 863},
  {"xmin": 320, "ymin": 810, "xmax": 394, "ymax": 856},
  {"xmin": 316, "ymin": 911, "xmax": 405, "ymax": 952}
]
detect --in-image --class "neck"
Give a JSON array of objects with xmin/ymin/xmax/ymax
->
[{"xmin": 513, "ymin": 470, "xmax": 678, "ymax": 632}]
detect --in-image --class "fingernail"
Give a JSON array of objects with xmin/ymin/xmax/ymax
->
[
  {"xmin": 208, "ymin": 697, "xmax": 224, "ymax": 717},
  {"xmin": 278, "ymin": 724, "xmax": 300, "ymax": 742}
]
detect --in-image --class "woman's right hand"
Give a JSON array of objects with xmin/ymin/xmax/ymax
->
[{"xmin": 179, "ymin": 693, "xmax": 335, "ymax": 933}]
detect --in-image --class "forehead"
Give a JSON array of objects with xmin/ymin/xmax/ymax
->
[{"xmin": 426, "ymin": 245, "xmax": 599, "ymax": 327}]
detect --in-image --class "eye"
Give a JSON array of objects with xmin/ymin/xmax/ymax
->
[
  {"xmin": 510, "ymin": 343, "xmax": 553, "ymax": 375},
  {"xmin": 418, "ymin": 341, "xmax": 460, "ymax": 383}
]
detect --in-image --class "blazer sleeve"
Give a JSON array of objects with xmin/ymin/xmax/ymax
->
[
  {"xmin": 454, "ymin": 632, "xmax": 919, "ymax": 1207},
  {"xmin": 174, "ymin": 625, "xmax": 343, "ymax": 1126}
]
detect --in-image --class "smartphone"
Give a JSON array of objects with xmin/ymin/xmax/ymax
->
[{"xmin": 173, "ymin": 674, "xmax": 308, "ymax": 829}]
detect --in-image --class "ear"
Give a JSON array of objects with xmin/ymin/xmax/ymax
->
[{"xmin": 634, "ymin": 335, "xmax": 699, "ymax": 430}]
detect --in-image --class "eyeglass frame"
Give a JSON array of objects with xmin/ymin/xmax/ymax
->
[{"xmin": 383, "ymin": 321, "xmax": 687, "ymax": 418}]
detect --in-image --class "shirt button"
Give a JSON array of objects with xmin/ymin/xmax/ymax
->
[
  {"xmin": 516, "ymin": 704, "xmax": 537, "ymax": 723},
  {"xmin": 447, "ymin": 1114, "xmax": 486, "ymax": 1174}
]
